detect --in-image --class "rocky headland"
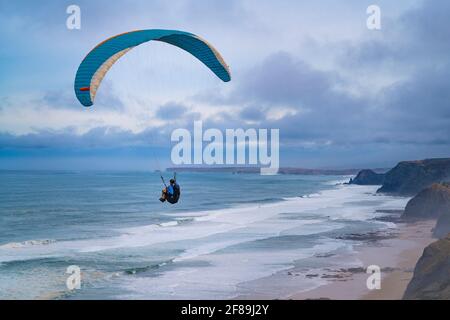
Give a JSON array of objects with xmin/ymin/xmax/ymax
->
[
  {"xmin": 352, "ymin": 159, "xmax": 450, "ymax": 300},
  {"xmin": 377, "ymin": 158, "xmax": 450, "ymax": 196},
  {"xmin": 349, "ymin": 169, "xmax": 385, "ymax": 185}
]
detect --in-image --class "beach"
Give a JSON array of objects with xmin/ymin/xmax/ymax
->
[
  {"xmin": 233, "ymin": 220, "xmax": 436, "ymax": 300},
  {"xmin": 288, "ymin": 219, "xmax": 436, "ymax": 300}
]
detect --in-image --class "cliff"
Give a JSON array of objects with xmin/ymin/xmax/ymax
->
[
  {"xmin": 402, "ymin": 183, "xmax": 450, "ymax": 220},
  {"xmin": 377, "ymin": 158, "xmax": 450, "ymax": 195},
  {"xmin": 403, "ymin": 234, "xmax": 450, "ymax": 300},
  {"xmin": 434, "ymin": 209, "xmax": 450, "ymax": 239},
  {"xmin": 349, "ymin": 169, "xmax": 385, "ymax": 185}
]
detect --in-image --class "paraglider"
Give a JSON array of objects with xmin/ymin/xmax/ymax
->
[
  {"xmin": 74, "ymin": 29, "xmax": 231, "ymax": 205},
  {"xmin": 74, "ymin": 29, "xmax": 231, "ymax": 107},
  {"xmin": 159, "ymin": 173, "xmax": 180, "ymax": 204}
]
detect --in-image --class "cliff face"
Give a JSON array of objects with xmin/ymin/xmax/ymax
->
[
  {"xmin": 402, "ymin": 183, "xmax": 450, "ymax": 220},
  {"xmin": 403, "ymin": 234, "xmax": 450, "ymax": 300},
  {"xmin": 377, "ymin": 158, "xmax": 450, "ymax": 195},
  {"xmin": 349, "ymin": 169, "xmax": 385, "ymax": 185},
  {"xmin": 434, "ymin": 210, "xmax": 450, "ymax": 239}
]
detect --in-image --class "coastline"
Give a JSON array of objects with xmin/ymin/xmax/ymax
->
[
  {"xmin": 230, "ymin": 184, "xmax": 433, "ymax": 301},
  {"xmin": 289, "ymin": 219, "xmax": 436, "ymax": 300},
  {"xmin": 0, "ymin": 175, "xmax": 441, "ymax": 300}
]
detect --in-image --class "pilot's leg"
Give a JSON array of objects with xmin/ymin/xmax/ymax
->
[{"xmin": 159, "ymin": 188, "xmax": 167, "ymax": 202}]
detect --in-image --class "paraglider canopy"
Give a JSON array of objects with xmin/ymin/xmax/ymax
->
[{"xmin": 74, "ymin": 29, "xmax": 231, "ymax": 107}]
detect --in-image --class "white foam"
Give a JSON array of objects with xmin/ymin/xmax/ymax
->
[
  {"xmin": 118, "ymin": 239, "xmax": 347, "ymax": 300},
  {"xmin": 323, "ymin": 175, "xmax": 354, "ymax": 185},
  {"xmin": 158, "ymin": 221, "xmax": 179, "ymax": 227},
  {"xmin": 0, "ymin": 239, "xmax": 56, "ymax": 249},
  {"xmin": 0, "ymin": 184, "xmax": 410, "ymax": 276},
  {"xmin": 110, "ymin": 184, "xmax": 410, "ymax": 299}
]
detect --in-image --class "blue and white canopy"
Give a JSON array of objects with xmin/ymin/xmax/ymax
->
[{"xmin": 74, "ymin": 29, "xmax": 231, "ymax": 107}]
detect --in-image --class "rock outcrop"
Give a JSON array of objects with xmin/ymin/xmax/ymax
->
[
  {"xmin": 377, "ymin": 158, "xmax": 450, "ymax": 195},
  {"xmin": 402, "ymin": 183, "xmax": 450, "ymax": 220},
  {"xmin": 349, "ymin": 169, "xmax": 385, "ymax": 185},
  {"xmin": 403, "ymin": 234, "xmax": 450, "ymax": 300},
  {"xmin": 434, "ymin": 210, "xmax": 450, "ymax": 239}
]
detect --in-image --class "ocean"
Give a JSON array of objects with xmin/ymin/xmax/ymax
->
[{"xmin": 0, "ymin": 171, "xmax": 408, "ymax": 299}]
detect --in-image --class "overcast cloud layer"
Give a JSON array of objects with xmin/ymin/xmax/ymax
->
[{"xmin": 1, "ymin": 0, "xmax": 449, "ymax": 169}]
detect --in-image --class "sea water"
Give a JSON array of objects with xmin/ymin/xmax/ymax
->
[{"xmin": 0, "ymin": 171, "xmax": 408, "ymax": 299}]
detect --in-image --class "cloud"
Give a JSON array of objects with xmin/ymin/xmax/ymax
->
[
  {"xmin": 233, "ymin": 52, "xmax": 339, "ymax": 107},
  {"xmin": 239, "ymin": 105, "xmax": 266, "ymax": 121},
  {"xmin": 155, "ymin": 101, "xmax": 201, "ymax": 122},
  {"xmin": 194, "ymin": 0, "xmax": 450, "ymax": 151},
  {"xmin": 0, "ymin": 126, "xmax": 164, "ymax": 149},
  {"xmin": 1, "ymin": 0, "xmax": 450, "ymax": 168}
]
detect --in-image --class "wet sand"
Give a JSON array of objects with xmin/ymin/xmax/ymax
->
[{"xmin": 290, "ymin": 220, "xmax": 436, "ymax": 300}]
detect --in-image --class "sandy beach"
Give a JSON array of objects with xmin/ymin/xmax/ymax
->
[{"xmin": 289, "ymin": 219, "xmax": 436, "ymax": 300}]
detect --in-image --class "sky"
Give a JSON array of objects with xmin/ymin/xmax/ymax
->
[{"xmin": 1, "ymin": 0, "xmax": 449, "ymax": 170}]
